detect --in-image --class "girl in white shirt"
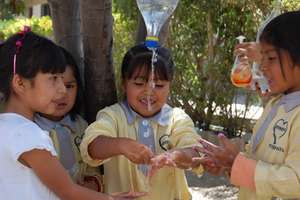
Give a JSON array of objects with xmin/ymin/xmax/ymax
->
[{"xmin": 0, "ymin": 28, "xmax": 142, "ymax": 200}]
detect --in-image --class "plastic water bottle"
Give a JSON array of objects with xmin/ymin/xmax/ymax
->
[
  {"xmin": 230, "ymin": 36, "xmax": 252, "ymax": 88},
  {"xmin": 136, "ymin": 0, "xmax": 179, "ymax": 48}
]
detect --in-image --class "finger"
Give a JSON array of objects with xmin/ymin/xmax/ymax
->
[
  {"xmin": 198, "ymin": 138, "xmax": 219, "ymax": 150},
  {"xmin": 219, "ymin": 134, "xmax": 241, "ymax": 155},
  {"xmin": 194, "ymin": 146, "xmax": 217, "ymax": 158},
  {"xmin": 198, "ymin": 140, "xmax": 221, "ymax": 155}
]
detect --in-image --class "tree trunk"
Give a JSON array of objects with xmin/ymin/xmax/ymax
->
[
  {"xmin": 48, "ymin": 0, "xmax": 83, "ymax": 82},
  {"xmin": 80, "ymin": 0, "xmax": 117, "ymax": 123},
  {"xmin": 135, "ymin": 13, "xmax": 170, "ymax": 46}
]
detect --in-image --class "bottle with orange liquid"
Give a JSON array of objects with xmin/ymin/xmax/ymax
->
[{"xmin": 230, "ymin": 36, "xmax": 252, "ymax": 87}]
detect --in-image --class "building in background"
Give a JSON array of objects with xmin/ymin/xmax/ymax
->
[{"xmin": 24, "ymin": 0, "xmax": 50, "ymax": 17}]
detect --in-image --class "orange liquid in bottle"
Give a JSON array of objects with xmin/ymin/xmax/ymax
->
[{"xmin": 231, "ymin": 64, "xmax": 252, "ymax": 87}]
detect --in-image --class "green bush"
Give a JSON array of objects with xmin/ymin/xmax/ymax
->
[{"xmin": 0, "ymin": 16, "xmax": 53, "ymax": 41}]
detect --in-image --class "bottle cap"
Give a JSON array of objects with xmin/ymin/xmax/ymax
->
[{"xmin": 145, "ymin": 36, "xmax": 159, "ymax": 48}]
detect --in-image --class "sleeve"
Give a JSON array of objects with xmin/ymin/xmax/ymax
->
[
  {"xmin": 254, "ymin": 124, "xmax": 300, "ymax": 198},
  {"xmin": 169, "ymin": 108, "xmax": 200, "ymax": 149},
  {"xmin": 8, "ymin": 123, "xmax": 57, "ymax": 162},
  {"xmin": 80, "ymin": 110, "xmax": 118, "ymax": 167},
  {"xmin": 230, "ymin": 153, "xmax": 256, "ymax": 191}
]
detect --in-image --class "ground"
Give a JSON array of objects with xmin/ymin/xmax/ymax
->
[{"xmin": 186, "ymin": 171, "xmax": 238, "ymax": 200}]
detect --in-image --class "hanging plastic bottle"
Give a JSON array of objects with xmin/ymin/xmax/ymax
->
[
  {"xmin": 230, "ymin": 36, "xmax": 252, "ymax": 88},
  {"xmin": 136, "ymin": 0, "xmax": 180, "ymax": 111},
  {"xmin": 136, "ymin": 0, "xmax": 180, "ymax": 48},
  {"xmin": 250, "ymin": 0, "xmax": 281, "ymax": 93}
]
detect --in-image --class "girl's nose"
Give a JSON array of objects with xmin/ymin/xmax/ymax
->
[
  {"xmin": 260, "ymin": 56, "xmax": 268, "ymax": 73},
  {"xmin": 58, "ymin": 77, "xmax": 67, "ymax": 94},
  {"xmin": 144, "ymin": 82, "xmax": 154, "ymax": 95}
]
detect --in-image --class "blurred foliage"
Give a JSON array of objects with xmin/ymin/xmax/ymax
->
[
  {"xmin": 112, "ymin": 0, "xmax": 300, "ymax": 137},
  {"xmin": 0, "ymin": 16, "xmax": 53, "ymax": 41},
  {"xmin": 0, "ymin": 0, "xmax": 25, "ymax": 20},
  {"xmin": 2, "ymin": 0, "xmax": 300, "ymax": 137},
  {"xmin": 112, "ymin": 0, "xmax": 138, "ymax": 97}
]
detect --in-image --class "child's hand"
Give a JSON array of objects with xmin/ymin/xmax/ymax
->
[
  {"xmin": 148, "ymin": 153, "xmax": 177, "ymax": 177},
  {"xmin": 110, "ymin": 191, "xmax": 148, "ymax": 200},
  {"xmin": 192, "ymin": 155, "xmax": 225, "ymax": 176},
  {"xmin": 195, "ymin": 134, "xmax": 240, "ymax": 170},
  {"xmin": 234, "ymin": 42, "xmax": 262, "ymax": 64},
  {"xmin": 120, "ymin": 138, "xmax": 154, "ymax": 164}
]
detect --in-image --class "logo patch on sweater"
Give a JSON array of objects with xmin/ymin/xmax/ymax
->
[{"xmin": 269, "ymin": 119, "xmax": 288, "ymax": 153}]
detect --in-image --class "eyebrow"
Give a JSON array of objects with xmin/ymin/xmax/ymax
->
[
  {"xmin": 264, "ymin": 49, "xmax": 277, "ymax": 54},
  {"xmin": 65, "ymin": 80, "xmax": 77, "ymax": 84}
]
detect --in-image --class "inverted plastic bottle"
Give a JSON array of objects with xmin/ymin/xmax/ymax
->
[
  {"xmin": 231, "ymin": 36, "xmax": 252, "ymax": 87},
  {"xmin": 136, "ymin": 0, "xmax": 179, "ymax": 48},
  {"xmin": 136, "ymin": 0, "xmax": 180, "ymax": 112}
]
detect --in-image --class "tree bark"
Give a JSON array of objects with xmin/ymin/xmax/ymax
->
[
  {"xmin": 48, "ymin": 0, "xmax": 83, "ymax": 82},
  {"xmin": 80, "ymin": 0, "xmax": 117, "ymax": 123}
]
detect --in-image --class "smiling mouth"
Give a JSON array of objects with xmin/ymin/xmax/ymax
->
[{"xmin": 140, "ymin": 97, "xmax": 155, "ymax": 105}]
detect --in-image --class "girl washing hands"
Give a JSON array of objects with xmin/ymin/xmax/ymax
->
[
  {"xmin": 195, "ymin": 11, "xmax": 300, "ymax": 200},
  {"xmin": 80, "ymin": 44, "xmax": 203, "ymax": 200}
]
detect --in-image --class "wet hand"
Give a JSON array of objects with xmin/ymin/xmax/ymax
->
[
  {"xmin": 193, "ymin": 155, "xmax": 225, "ymax": 176},
  {"xmin": 148, "ymin": 153, "xmax": 177, "ymax": 177},
  {"xmin": 195, "ymin": 134, "xmax": 240, "ymax": 169},
  {"xmin": 120, "ymin": 138, "xmax": 154, "ymax": 164}
]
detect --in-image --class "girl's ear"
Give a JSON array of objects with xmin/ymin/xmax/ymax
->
[{"xmin": 11, "ymin": 74, "xmax": 27, "ymax": 95}]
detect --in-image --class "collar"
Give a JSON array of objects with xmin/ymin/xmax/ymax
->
[
  {"xmin": 120, "ymin": 100, "xmax": 172, "ymax": 126},
  {"xmin": 34, "ymin": 114, "xmax": 76, "ymax": 132},
  {"xmin": 280, "ymin": 91, "xmax": 300, "ymax": 112}
]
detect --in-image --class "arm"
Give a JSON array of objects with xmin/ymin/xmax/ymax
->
[
  {"xmin": 20, "ymin": 149, "xmax": 114, "ymax": 200},
  {"xmin": 88, "ymin": 135, "xmax": 154, "ymax": 164}
]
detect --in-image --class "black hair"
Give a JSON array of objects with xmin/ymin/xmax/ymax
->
[
  {"xmin": 121, "ymin": 44, "xmax": 174, "ymax": 82},
  {"xmin": 0, "ymin": 31, "xmax": 66, "ymax": 101},
  {"xmin": 59, "ymin": 47, "xmax": 83, "ymax": 121},
  {"xmin": 260, "ymin": 11, "xmax": 300, "ymax": 77}
]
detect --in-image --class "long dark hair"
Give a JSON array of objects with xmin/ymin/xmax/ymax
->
[{"xmin": 0, "ymin": 31, "xmax": 66, "ymax": 101}]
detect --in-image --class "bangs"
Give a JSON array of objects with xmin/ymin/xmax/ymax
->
[
  {"xmin": 15, "ymin": 33, "xmax": 66, "ymax": 78},
  {"xmin": 126, "ymin": 52, "xmax": 173, "ymax": 81},
  {"xmin": 30, "ymin": 39, "xmax": 66, "ymax": 74}
]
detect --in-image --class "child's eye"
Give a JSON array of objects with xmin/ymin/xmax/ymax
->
[
  {"xmin": 155, "ymin": 84, "xmax": 164, "ymax": 88},
  {"xmin": 51, "ymin": 75, "xmax": 58, "ymax": 81},
  {"xmin": 134, "ymin": 82, "xmax": 145, "ymax": 86},
  {"xmin": 65, "ymin": 84, "xmax": 75, "ymax": 89},
  {"xmin": 268, "ymin": 56, "xmax": 277, "ymax": 61}
]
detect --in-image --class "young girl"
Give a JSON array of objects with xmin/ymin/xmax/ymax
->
[
  {"xmin": 0, "ymin": 29, "xmax": 141, "ymax": 200},
  {"xmin": 196, "ymin": 11, "xmax": 300, "ymax": 199},
  {"xmin": 80, "ymin": 44, "xmax": 203, "ymax": 200},
  {"xmin": 34, "ymin": 47, "xmax": 103, "ymax": 192}
]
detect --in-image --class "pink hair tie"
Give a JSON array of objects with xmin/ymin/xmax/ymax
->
[{"xmin": 13, "ymin": 26, "xmax": 31, "ymax": 75}]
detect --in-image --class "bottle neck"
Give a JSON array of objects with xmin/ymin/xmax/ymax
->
[{"xmin": 145, "ymin": 36, "xmax": 159, "ymax": 48}]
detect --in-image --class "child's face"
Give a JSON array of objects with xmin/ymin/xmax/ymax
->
[
  {"xmin": 123, "ymin": 68, "xmax": 170, "ymax": 117},
  {"xmin": 22, "ymin": 72, "xmax": 66, "ymax": 117},
  {"xmin": 45, "ymin": 66, "xmax": 78, "ymax": 120},
  {"xmin": 260, "ymin": 42, "xmax": 300, "ymax": 94}
]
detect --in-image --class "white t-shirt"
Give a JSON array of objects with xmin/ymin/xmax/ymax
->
[{"xmin": 0, "ymin": 113, "xmax": 60, "ymax": 200}]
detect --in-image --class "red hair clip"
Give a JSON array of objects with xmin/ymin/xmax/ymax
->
[{"xmin": 13, "ymin": 26, "xmax": 31, "ymax": 74}]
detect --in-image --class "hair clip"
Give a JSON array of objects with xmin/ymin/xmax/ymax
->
[{"xmin": 13, "ymin": 26, "xmax": 31, "ymax": 74}]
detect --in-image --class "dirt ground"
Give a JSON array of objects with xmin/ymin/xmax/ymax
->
[{"xmin": 186, "ymin": 171, "xmax": 238, "ymax": 200}]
